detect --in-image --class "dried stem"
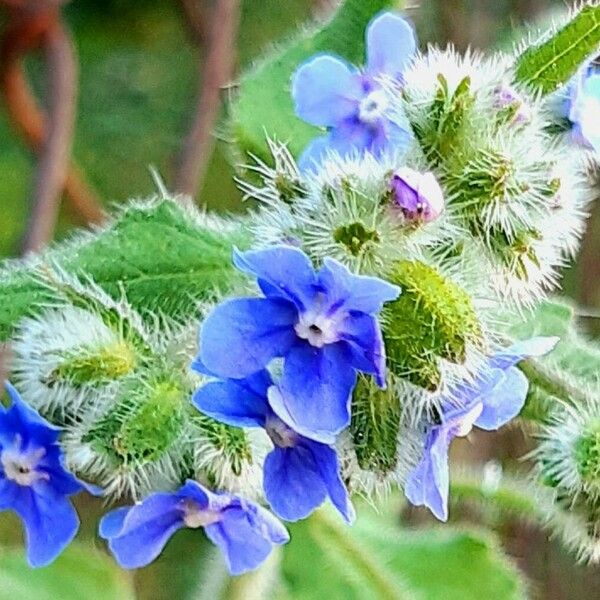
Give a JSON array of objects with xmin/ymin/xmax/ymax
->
[
  {"xmin": 0, "ymin": 5, "xmax": 105, "ymax": 230},
  {"xmin": 174, "ymin": 0, "xmax": 241, "ymax": 199}
]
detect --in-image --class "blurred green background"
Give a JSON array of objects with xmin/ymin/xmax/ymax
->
[{"xmin": 1, "ymin": 0, "xmax": 600, "ymax": 598}]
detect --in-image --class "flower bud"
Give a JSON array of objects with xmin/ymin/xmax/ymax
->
[
  {"xmin": 493, "ymin": 85, "xmax": 532, "ymax": 125},
  {"xmin": 389, "ymin": 168, "xmax": 445, "ymax": 223}
]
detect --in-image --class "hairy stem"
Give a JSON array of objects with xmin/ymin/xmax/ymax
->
[
  {"xmin": 310, "ymin": 510, "xmax": 412, "ymax": 599},
  {"xmin": 519, "ymin": 358, "xmax": 589, "ymax": 424}
]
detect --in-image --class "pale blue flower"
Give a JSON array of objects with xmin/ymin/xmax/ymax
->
[
  {"xmin": 100, "ymin": 479, "xmax": 289, "ymax": 575},
  {"xmin": 0, "ymin": 383, "xmax": 98, "ymax": 567},
  {"xmin": 567, "ymin": 62, "xmax": 600, "ymax": 151},
  {"xmin": 192, "ymin": 368, "xmax": 354, "ymax": 523},
  {"xmin": 404, "ymin": 337, "xmax": 558, "ymax": 521},
  {"xmin": 292, "ymin": 12, "xmax": 416, "ymax": 169},
  {"xmin": 197, "ymin": 246, "xmax": 400, "ymax": 443}
]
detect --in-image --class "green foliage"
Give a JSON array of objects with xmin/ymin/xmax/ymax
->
[
  {"xmin": 0, "ymin": 270, "xmax": 56, "ymax": 342},
  {"xmin": 281, "ymin": 507, "xmax": 526, "ymax": 599},
  {"xmin": 0, "ymin": 545, "xmax": 134, "ymax": 600},
  {"xmin": 515, "ymin": 5, "xmax": 600, "ymax": 95},
  {"xmin": 350, "ymin": 375, "xmax": 401, "ymax": 475},
  {"xmin": 383, "ymin": 260, "xmax": 483, "ymax": 391},
  {"xmin": 0, "ymin": 199, "xmax": 248, "ymax": 342},
  {"xmin": 229, "ymin": 0, "xmax": 400, "ymax": 161}
]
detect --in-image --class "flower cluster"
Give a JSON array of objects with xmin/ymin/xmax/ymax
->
[
  {"xmin": 194, "ymin": 245, "xmax": 399, "ymax": 520},
  {"xmin": 3, "ymin": 5, "xmax": 600, "ymax": 578}
]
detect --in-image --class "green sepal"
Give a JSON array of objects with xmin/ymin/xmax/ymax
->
[
  {"xmin": 383, "ymin": 260, "xmax": 484, "ymax": 391},
  {"xmin": 350, "ymin": 375, "xmax": 401, "ymax": 475}
]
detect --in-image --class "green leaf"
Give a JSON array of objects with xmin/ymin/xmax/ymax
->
[
  {"xmin": 281, "ymin": 507, "xmax": 526, "ymax": 600},
  {"xmin": 514, "ymin": 5, "xmax": 600, "ymax": 95},
  {"xmin": 0, "ymin": 199, "xmax": 249, "ymax": 342},
  {"xmin": 229, "ymin": 0, "xmax": 400, "ymax": 161},
  {"xmin": 0, "ymin": 544, "xmax": 134, "ymax": 600},
  {"xmin": 0, "ymin": 269, "xmax": 56, "ymax": 342}
]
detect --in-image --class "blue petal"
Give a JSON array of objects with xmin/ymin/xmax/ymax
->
[
  {"xmin": 1, "ymin": 482, "xmax": 80, "ymax": 567},
  {"xmin": 328, "ymin": 118, "xmax": 377, "ymax": 155},
  {"xmin": 99, "ymin": 507, "xmax": 130, "ymax": 538},
  {"xmin": 318, "ymin": 258, "xmax": 400, "ymax": 315},
  {"xmin": 298, "ymin": 135, "xmax": 334, "ymax": 172},
  {"xmin": 366, "ymin": 12, "xmax": 416, "ymax": 78},
  {"xmin": 178, "ymin": 479, "xmax": 213, "ymax": 510},
  {"xmin": 204, "ymin": 505, "xmax": 288, "ymax": 576},
  {"xmin": 102, "ymin": 493, "xmax": 185, "ymax": 569},
  {"xmin": 274, "ymin": 344, "xmax": 356, "ymax": 442},
  {"xmin": 490, "ymin": 336, "xmax": 558, "ymax": 370},
  {"xmin": 1, "ymin": 383, "xmax": 60, "ymax": 448},
  {"xmin": 303, "ymin": 439, "xmax": 355, "ymax": 523},
  {"xmin": 192, "ymin": 372, "xmax": 271, "ymax": 428},
  {"xmin": 338, "ymin": 313, "xmax": 387, "ymax": 387},
  {"xmin": 263, "ymin": 446, "xmax": 328, "ymax": 521},
  {"xmin": 404, "ymin": 426, "xmax": 453, "ymax": 521},
  {"xmin": 475, "ymin": 367, "xmax": 529, "ymax": 431},
  {"xmin": 200, "ymin": 297, "xmax": 297, "ymax": 379},
  {"xmin": 292, "ymin": 54, "xmax": 363, "ymax": 127},
  {"xmin": 233, "ymin": 246, "xmax": 317, "ymax": 311}
]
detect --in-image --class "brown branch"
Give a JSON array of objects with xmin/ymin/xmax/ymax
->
[
  {"xmin": 0, "ymin": 7, "xmax": 105, "ymax": 228},
  {"xmin": 177, "ymin": 0, "xmax": 209, "ymax": 45},
  {"xmin": 20, "ymin": 16, "xmax": 77, "ymax": 252},
  {"xmin": 173, "ymin": 0, "xmax": 241, "ymax": 199}
]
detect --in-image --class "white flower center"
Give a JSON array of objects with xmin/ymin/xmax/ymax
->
[
  {"xmin": 358, "ymin": 89, "xmax": 389, "ymax": 124},
  {"xmin": 294, "ymin": 310, "xmax": 341, "ymax": 348},
  {"xmin": 181, "ymin": 499, "xmax": 222, "ymax": 529},
  {"xmin": 454, "ymin": 402, "xmax": 484, "ymax": 437},
  {"xmin": 265, "ymin": 416, "xmax": 297, "ymax": 448},
  {"xmin": 1, "ymin": 436, "xmax": 49, "ymax": 487}
]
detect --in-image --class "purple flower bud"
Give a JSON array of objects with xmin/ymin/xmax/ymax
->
[
  {"xmin": 390, "ymin": 167, "xmax": 445, "ymax": 223},
  {"xmin": 493, "ymin": 85, "xmax": 532, "ymax": 125}
]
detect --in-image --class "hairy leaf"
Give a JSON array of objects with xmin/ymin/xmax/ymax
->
[
  {"xmin": 515, "ymin": 5, "xmax": 600, "ymax": 94},
  {"xmin": 0, "ymin": 199, "xmax": 249, "ymax": 342},
  {"xmin": 230, "ymin": 0, "xmax": 401, "ymax": 161}
]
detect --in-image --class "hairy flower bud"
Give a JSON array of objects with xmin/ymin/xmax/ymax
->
[{"xmin": 389, "ymin": 168, "xmax": 445, "ymax": 223}]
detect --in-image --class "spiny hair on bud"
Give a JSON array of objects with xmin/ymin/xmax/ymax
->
[
  {"xmin": 11, "ymin": 305, "xmax": 140, "ymax": 418},
  {"xmin": 534, "ymin": 397, "xmax": 600, "ymax": 501},
  {"xmin": 341, "ymin": 402, "xmax": 425, "ymax": 502},
  {"xmin": 63, "ymin": 368, "xmax": 191, "ymax": 500},
  {"xmin": 545, "ymin": 488, "xmax": 600, "ymax": 564},
  {"xmin": 236, "ymin": 138, "xmax": 306, "ymax": 207},
  {"xmin": 191, "ymin": 420, "xmax": 268, "ymax": 501}
]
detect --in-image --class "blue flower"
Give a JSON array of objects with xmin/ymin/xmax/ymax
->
[
  {"xmin": 404, "ymin": 337, "xmax": 558, "ymax": 521},
  {"xmin": 0, "ymin": 382, "xmax": 97, "ymax": 567},
  {"xmin": 567, "ymin": 61, "xmax": 600, "ymax": 152},
  {"xmin": 99, "ymin": 479, "xmax": 289, "ymax": 575},
  {"xmin": 292, "ymin": 11, "xmax": 416, "ymax": 169},
  {"xmin": 198, "ymin": 246, "xmax": 400, "ymax": 442},
  {"xmin": 192, "ymin": 368, "xmax": 355, "ymax": 523}
]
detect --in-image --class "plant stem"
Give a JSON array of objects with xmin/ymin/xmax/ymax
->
[
  {"xmin": 518, "ymin": 358, "xmax": 590, "ymax": 424},
  {"xmin": 310, "ymin": 510, "xmax": 412, "ymax": 600}
]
